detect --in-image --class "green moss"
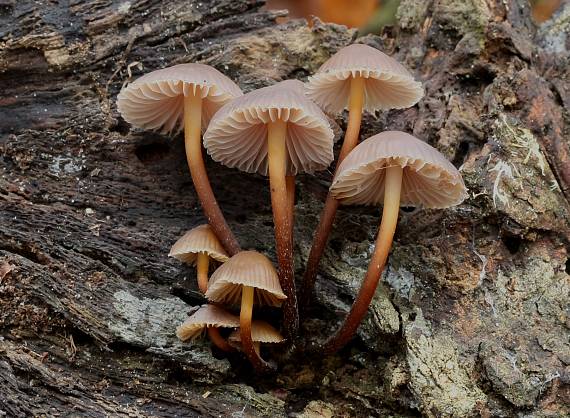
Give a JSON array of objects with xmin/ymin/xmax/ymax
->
[{"xmin": 396, "ymin": 0, "xmax": 430, "ymax": 30}]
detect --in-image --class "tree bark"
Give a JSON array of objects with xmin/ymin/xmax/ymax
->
[{"xmin": 1, "ymin": 0, "xmax": 569, "ymax": 416}]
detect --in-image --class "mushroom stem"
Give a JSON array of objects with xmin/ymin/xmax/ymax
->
[
  {"xmin": 286, "ymin": 175, "xmax": 295, "ymax": 240},
  {"xmin": 207, "ymin": 327, "xmax": 234, "ymax": 352},
  {"xmin": 300, "ymin": 76, "xmax": 365, "ymax": 313},
  {"xmin": 184, "ymin": 92, "xmax": 241, "ymax": 256},
  {"xmin": 341, "ymin": 76, "xmax": 366, "ymax": 161},
  {"xmin": 322, "ymin": 165, "xmax": 402, "ymax": 354},
  {"xmin": 196, "ymin": 253, "xmax": 210, "ymax": 293},
  {"xmin": 240, "ymin": 286, "xmax": 275, "ymax": 372},
  {"xmin": 267, "ymin": 120, "xmax": 298, "ymax": 339}
]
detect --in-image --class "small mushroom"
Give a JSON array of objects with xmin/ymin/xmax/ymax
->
[
  {"xmin": 117, "ymin": 64, "xmax": 243, "ymax": 255},
  {"xmin": 205, "ymin": 251, "xmax": 286, "ymax": 372},
  {"xmin": 228, "ymin": 320, "xmax": 284, "ymax": 355},
  {"xmin": 176, "ymin": 304, "xmax": 239, "ymax": 352},
  {"xmin": 301, "ymin": 44, "xmax": 424, "ymax": 312},
  {"xmin": 203, "ymin": 80, "xmax": 334, "ymax": 339},
  {"xmin": 169, "ymin": 224, "xmax": 229, "ymax": 293},
  {"xmin": 321, "ymin": 131, "xmax": 467, "ymax": 353}
]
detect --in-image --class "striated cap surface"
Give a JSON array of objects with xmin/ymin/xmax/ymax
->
[
  {"xmin": 306, "ymin": 44, "xmax": 423, "ymax": 114},
  {"xmin": 203, "ymin": 80, "xmax": 334, "ymax": 176},
  {"xmin": 205, "ymin": 251, "xmax": 286, "ymax": 306},
  {"xmin": 276, "ymin": 79, "xmax": 306, "ymax": 94},
  {"xmin": 330, "ymin": 131, "xmax": 467, "ymax": 208},
  {"xmin": 169, "ymin": 224, "xmax": 229, "ymax": 265},
  {"xmin": 176, "ymin": 304, "xmax": 240, "ymax": 341},
  {"xmin": 117, "ymin": 63, "xmax": 242, "ymax": 134}
]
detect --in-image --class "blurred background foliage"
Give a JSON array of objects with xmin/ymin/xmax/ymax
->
[{"xmin": 265, "ymin": 0, "xmax": 562, "ymax": 32}]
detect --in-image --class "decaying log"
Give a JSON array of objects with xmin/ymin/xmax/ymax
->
[{"xmin": 1, "ymin": 0, "xmax": 569, "ymax": 416}]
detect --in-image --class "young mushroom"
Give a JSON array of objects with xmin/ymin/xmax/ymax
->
[
  {"xmin": 321, "ymin": 131, "xmax": 467, "ymax": 353},
  {"xmin": 229, "ymin": 320, "xmax": 284, "ymax": 355},
  {"xmin": 169, "ymin": 224, "xmax": 229, "ymax": 293},
  {"xmin": 203, "ymin": 80, "xmax": 334, "ymax": 339},
  {"xmin": 117, "ymin": 63, "xmax": 243, "ymax": 255},
  {"xmin": 176, "ymin": 304, "xmax": 239, "ymax": 352},
  {"xmin": 205, "ymin": 251, "xmax": 286, "ymax": 372},
  {"xmin": 301, "ymin": 44, "xmax": 424, "ymax": 312}
]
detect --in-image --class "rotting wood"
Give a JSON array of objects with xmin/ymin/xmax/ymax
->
[{"xmin": 1, "ymin": 0, "xmax": 569, "ymax": 416}]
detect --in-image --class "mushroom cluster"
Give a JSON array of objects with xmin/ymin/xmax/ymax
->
[{"xmin": 116, "ymin": 43, "xmax": 467, "ymax": 373}]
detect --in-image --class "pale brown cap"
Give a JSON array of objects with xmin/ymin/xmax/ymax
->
[
  {"xmin": 276, "ymin": 79, "xmax": 306, "ymax": 94},
  {"xmin": 168, "ymin": 224, "xmax": 229, "ymax": 265},
  {"xmin": 205, "ymin": 251, "xmax": 286, "ymax": 306},
  {"xmin": 306, "ymin": 44, "xmax": 424, "ymax": 114},
  {"xmin": 117, "ymin": 63, "xmax": 242, "ymax": 134},
  {"xmin": 330, "ymin": 131, "xmax": 467, "ymax": 208},
  {"xmin": 203, "ymin": 80, "xmax": 334, "ymax": 176},
  {"xmin": 176, "ymin": 304, "xmax": 239, "ymax": 341},
  {"xmin": 228, "ymin": 320, "xmax": 285, "ymax": 344}
]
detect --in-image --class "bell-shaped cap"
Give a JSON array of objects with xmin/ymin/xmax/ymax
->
[
  {"xmin": 306, "ymin": 44, "xmax": 424, "ymax": 114},
  {"xmin": 330, "ymin": 131, "xmax": 467, "ymax": 208},
  {"xmin": 117, "ymin": 63, "xmax": 242, "ymax": 134},
  {"xmin": 229, "ymin": 320, "xmax": 284, "ymax": 344},
  {"xmin": 205, "ymin": 251, "xmax": 286, "ymax": 307},
  {"xmin": 203, "ymin": 80, "xmax": 334, "ymax": 176},
  {"xmin": 169, "ymin": 224, "xmax": 229, "ymax": 265},
  {"xmin": 176, "ymin": 304, "xmax": 240, "ymax": 341}
]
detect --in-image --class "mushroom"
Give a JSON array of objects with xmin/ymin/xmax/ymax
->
[
  {"xmin": 205, "ymin": 251, "xmax": 286, "ymax": 372},
  {"xmin": 169, "ymin": 224, "xmax": 229, "ymax": 293},
  {"xmin": 301, "ymin": 44, "xmax": 424, "ymax": 311},
  {"xmin": 321, "ymin": 131, "xmax": 467, "ymax": 353},
  {"xmin": 228, "ymin": 320, "xmax": 284, "ymax": 355},
  {"xmin": 203, "ymin": 80, "xmax": 334, "ymax": 339},
  {"xmin": 176, "ymin": 304, "xmax": 239, "ymax": 352},
  {"xmin": 117, "ymin": 63, "xmax": 243, "ymax": 255}
]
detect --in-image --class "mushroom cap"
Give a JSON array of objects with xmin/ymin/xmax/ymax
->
[
  {"xmin": 168, "ymin": 224, "xmax": 229, "ymax": 265},
  {"xmin": 176, "ymin": 304, "xmax": 240, "ymax": 341},
  {"xmin": 276, "ymin": 79, "xmax": 306, "ymax": 94},
  {"xmin": 117, "ymin": 63, "xmax": 242, "ymax": 134},
  {"xmin": 229, "ymin": 320, "xmax": 285, "ymax": 344},
  {"xmin": 203, "ymin": 80, "xmax": 335, "ymax": 176},
  {"xmin": 306, "ymin": 44, "xmax": 424, "ymax": 114},
  {"xmin": 205, "ymin": 251, "xmax": 286, "ymax": 307},
  {"xmin": 330, "ymin": 131, "xmax": 467, "ymax": 209}
]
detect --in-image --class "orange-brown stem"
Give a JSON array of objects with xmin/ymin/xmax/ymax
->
[
  {"xmin": 240, "ymin": 286, "xmax": 275, "ymax": 372},
  {"xmin": 268, "ymin": 121, "xmax": 298, "ymax": 340},
  {"xmin": 300, "ymin": 76, "xmax": 365, "ymax": 313},
  {"xmin": 184, "ymin": 92, "xmax": 241, "ymax": 256},
  {"xmin": 207, "ymin": 327, "xmax": 234, "ymax": 352},
  {"xmin": 321, "ymin": 166, "xmax": 402, "ymax": 354},
  {"xmin": 196, "ymin": 253, "xmax": 210, "ymax": 293},
  {"xmin": 286, "ymin": 175, "xmax": 295, "ymax": 241}
]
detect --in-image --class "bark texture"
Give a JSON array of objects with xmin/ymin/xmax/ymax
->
[{"xmin": 1, "ymin": 0, "xmax": 569, "ymax": 416}]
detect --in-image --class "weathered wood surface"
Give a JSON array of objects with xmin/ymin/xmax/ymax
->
[{"xmin": 1, "ymin": 0, "xmax": 569, "ymax": 416}]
